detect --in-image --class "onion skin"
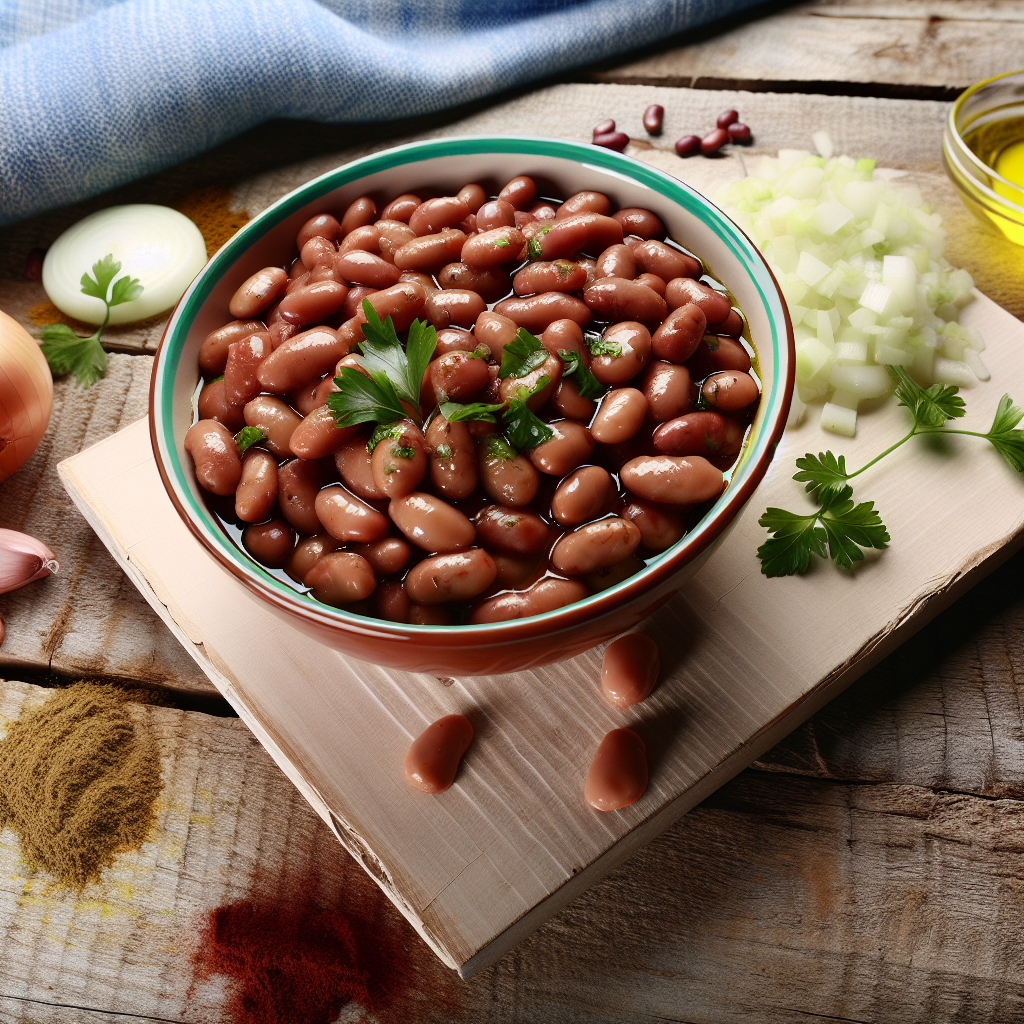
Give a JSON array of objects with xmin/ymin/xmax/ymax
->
[{"xmin": 0, "ymin": 310, "xmax": 53, "ymax": 482}]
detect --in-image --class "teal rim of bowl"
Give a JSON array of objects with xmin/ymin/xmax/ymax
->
[{"xmin": 155, "ymin": 135, "xmax": 788, "ymax": 633}]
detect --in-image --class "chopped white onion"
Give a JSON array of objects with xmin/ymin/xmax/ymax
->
[{"xmin": 820, "ymin": 402, "xmax": 857, "ymax": 437}]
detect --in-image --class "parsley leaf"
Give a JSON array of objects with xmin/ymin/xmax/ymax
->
[
  {"xmin": 585, "ymin": 331, "xmax": 621, "ymax": 358},
  {"xmin": 793, "ymin": 451, "xmax": 849, "ymax": 498},
  {"xmin": 887, "ymin": 365, "xmax": 965, "ymax": 428},
  {"xmin": 40, "ymin": 252, "xmax": 143, "ymax": 388},
  {"xmin": 438, "ymin": 400, "xmax": 506, "ymax": 423},
  {"xmin": 483, "ymin": 435, "xmax": 516, "ymax": 461},
  {"xmin": 235, "ymin": 426, "xmax": 265, "ymax": 454},
  {"xmin": 327, "ymin": 367, "xmax": 406, "ymax": 428},
  {"xmin": 434, "ymin": 443, "xmax": 453, "ymax": 460},
  {"xmin": 758, "ymin": 485, "xmax": 888, "ymax": 577},
  {"xmin": 499, "ymin": 328, "xmax": 548, "ymax": 379},
  {"xmin": 358, "ymin": 300, "xmax": 436, "ymax": 409},
  {"xmin": 558, "ymin": 348, "xmax": 605, "ymax": 400},
  {"xmin": 503, "ymin": 380, "xmax": 555, "ymax": 451},
  {"xmin": 985, "ymin": 393, "xmax": 1024, "ymax": 473},
  {"xmin": 527, "ymin": 225, "xmax": 551, "ymax": 260},
  {"xmin": 366, "ymin": 420, "xmax": 404, "ymax": 452}
]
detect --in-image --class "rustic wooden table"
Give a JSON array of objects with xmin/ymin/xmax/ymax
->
[{"xmin": 1, "ymin": 2, "xmax": 1022, "ymax": 1021}]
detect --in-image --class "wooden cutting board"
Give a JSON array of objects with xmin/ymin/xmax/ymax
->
[{"xmin": 56, "ymin": 290, "xmax": 1024, "ymax": 978}]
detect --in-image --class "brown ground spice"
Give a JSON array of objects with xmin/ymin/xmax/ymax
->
[
  {"xmin": 175, "ymin": 185, "xmax": 250, "ymax": 257},
  {"xmin": 0, "ymin": 681, "xmax": 163, "ymax": 888}
]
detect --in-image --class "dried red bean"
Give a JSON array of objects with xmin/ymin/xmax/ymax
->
[
  {"xmin": 592, "ymin": 132, "xmax": 629, "ymax": 152},
  {"xmin": 728, "ymin": 122, "xmax": 752, "ymax": 144},
  {"xmin": 593, "ymin": 118, "xmax": 615, "ymax": 138},
  {"xmin": 642, "ymin": 104, "xmax": 664, "ymax": 136},
  {"xmin": 716, "ymin": 109, "xmax": 739, "ymax": 130},
  {"xmin": 701, "ymin": 128, "xmax": 729, "ymax": 156},
  {"xmin": 674, "ymin": 135, "xmax": 701, "ymax": 158}
]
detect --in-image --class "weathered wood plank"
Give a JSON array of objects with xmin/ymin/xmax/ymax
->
[
  {"xmin": 3, "ymin": 678, "xmax": 1023, "ymax": 1023},
  {"xmin": 0, "ymin": 356, "xmax": 213, "ymax": 694},
  {"xmin": 584, "ymin": 0, "xmax": 1024, "ymax": 99}
]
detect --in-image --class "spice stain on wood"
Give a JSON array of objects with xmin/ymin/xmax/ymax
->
[{"xmin": 175, "ymin": 186, "xmax": 250, "ymax": 259}]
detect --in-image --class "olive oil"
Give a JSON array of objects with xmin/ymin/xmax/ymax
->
[{"xmin": 962, "ymin": 113, "xmax": 1024, "ymax": 245}]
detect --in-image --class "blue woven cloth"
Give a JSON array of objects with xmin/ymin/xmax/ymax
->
[{"xmin": 0, "ymin": 0, "xmax": 764, "ymax": 225}]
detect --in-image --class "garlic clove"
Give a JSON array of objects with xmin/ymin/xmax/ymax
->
[{"xmin": 0, "ymin": 528, "xmax": 59, "ymax": 595}]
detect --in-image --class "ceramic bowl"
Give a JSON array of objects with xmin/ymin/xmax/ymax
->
[{"xmin": 151, "ymin": 136, "xmax": 794, "ymax": 675}]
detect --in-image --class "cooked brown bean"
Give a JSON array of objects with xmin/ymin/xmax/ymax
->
[
  {"xmin": 585, "ymin": 728, "xmax": 647, "ymax": 811},
  {"xmin": 619, "ymin": 455, "xmax": 724, "ymax": 505},
  {"xmin": 389, "ymin": 492, "xmax": 475, "ymax": 553},
  {"xmin": 475, "ymin": 505, "xmax": 549, "ymax": 555},
  {"xmin": 198, "ymin": 379, "xmax": 246, "ymax": 431},
  {"xmin": 373, "ymin": 220, "xmax": 413, "ymax": 260},
  {"xmin": 720, "ymin": 309, "xmax": 744, "ymax": 338},
  {"xmin": 235, "ymin": 449, "xmax": 279, "ymax": 523},
  {"xmin": 199, "ymin": 320, "xmax": 266, "ymax": 375},
  {"xmin": 457, "ymin": 183, "xmax": 486, "ymax": 213},
  {"xmin": 426, "ymin": 415, "xmax": 477, "ymax": 499},
  {"xmin": 533, "ymin": 217, "xmax": 586, "ymax": 261},
  {"xmin": 243, "ymin": 518, "xmax": 295, "ymax": 569},
  {"xmin": 334, "ymin": 435, "xmax": 386, "ymax": 499},
  {"xmin": 304, "ymin": 551, "xmax": 376, "ymax": 605},
  {"xmin": 584, "ymin": 277, "xmax": 667, "ymax": 325},
  {"xmin": 393, "ymin": 229, "xmax": 466, "ymax": 273},
  {"xmin": 184, "ymin": 420, "xmax": 242, "ymax": 496},
  {"xmin": 339, "ymin": 224, "xmax": 381, "ymax": 256},
  {"xmin": 425, "ymin": 289, "xmax": 486, "ymax": 330},
  {"xmin": 409, "ymin": 603, "xmax": 452, "ymax": 625},
  {"xmin": 375, "ymin": 579, "xmax": 411, "ymax": 622},
  {"xmin": 460, "ymin": 226, "xmax": 525, "ymax": 268},
  {"xmin": 664, "ymin": 277, "xmax": 731, "ymax": 324},
  {"xmin": 702, "ymin": 370, "xmax": 759, "ymax": 411},
  {"xmin": 479, "ymin": 441, "xmax": 540, "ymax": 506},
  {"xmin": 557, "ymin": 191, "xmax": 612, "ymax": 219},
  {"xmin": 586, "ymin": 554, "xmax": 646, "ymax": 593},
  {"xmin": 633, "ymin": 240, "xmax": 700, "ymax": 281},
  {"xmin": 403, "ymin": 714, "xmax": 474, "ymax": 793},
  {"xmin": 642, "ymin": 361, "xmax": 691, "ymax": 422},
  {"xmin": 550, "ymin": 465, "xmax": 617, "ymax": 527},
  {"xmin": 602, "ymin": 633, "xmax": 660, "ymax": 708},
  {"xmin": 300, "ymin": 236, "xmax": 336, "ymax": 271},
  {"xmin": 277, "ymin": 458, "xmax": 324, "ymax": 534},
  {"xmin": 257, "ymin": 326, "xmax": 347, "ymax": 393},
  {"xmin": 380, "ymin": 193, "xmax": 421, "ymax": 222},
  {"xmin": 350, "ymin": 537, "xmax": 411, "ymax": 577},
  {"xmin": 284, "ymin": 271, "xmax": 310, "ymax": 295},
  {"xmin": 493, "ymin": 292, "xmax": 591, "ymax": 333},
  {"xmin": 370, "ymin": 419, "xmax": 427, "ymax": 498},
  {"xmin": 591, "ymin": 388, "xmax": 647, "ymax": 444},
  {"xmin": 476, "ymin": 199, "xmax": 516, "ymax": 231},
  {"xmin": 335, "ymin": 250, "xmax": 402, "ymax": 289},
  {"xmin": 621, "ymin": 500, "xmax": 686, "ymax": 551},
  {"xmin": 436, "ymin": 262, "xmax": 511, "ymax": 303},
  {"xmin": 497, "ymin": 175, "xmax": 536, "ymax": 209},
  {"xmin": 285, "ymin": 534, "xmax": 338, "ymax": 582},
  {"xmin": 470, "ymin": 577, "xmax": 589, "ymax": 624},
  {"xmin": 498, "ymin": 351, "xmax": 562, "ymax": 411},
  {"xmin": 297, "ymin": 213, "xmax": 341, "ymax": 249},
  {"xmin": 595, "ymin": 244, "xmax": 636, "ymax": 280},
  {"xmin": 243, "ymin": 395, "xmax": 302, "ymax": 456},
  {"xmin": 652, "ymin": 411, "xmax": 743, "ymax": 457},
  {"xmin": 590, "ymin": 321, "xmax": 652, "ymax": 385},
  {"xmin": 651, "ymin": 303, "xmax": 707, "ymax": 364},
  {"xmin": 474, "ymin": 310, "xmax": 519, "ymax": 363},
  {"xmin": 636, "ymin": 273, "xmax": 666, "ymax": 297},
  {"xmin": 268, "ymin": 321, "xmax": 297, "ymax": 349},
  {"xmin": 528, "ymin": 419, "xmax": 594, "ymax": 476},
  {"xmin": 409, "ymin": 196, "xmax": 470, "ymax": 236},
  {"xmin": 340, "ymin": 196, "xmax": 377, "ymax": 235},
  {"xmin": 397, "ymin": 272, "xmax": 438, "ymax": 300},
  {"xmin": 224, "ymin": 333, "xmax": 271, "ymax": 405},
  {"xmin": 528, "ymin": 199, "xmax": 558, "ymax": 220},
  {"xmin": 549, "ymin": 378, "xmax": 597, "ymax": 421},
  {"xmin": 542, "ymin": 213, "xmax": 624, "ymax": 259},
  {"xmin": 289, "ymin": 405, "xmax": 358, "ymax": 460},
  {"xmin": 459, "ymin": 212, "xmax": 478, "ymax": 234},
  {"xmin": 229, "ymin": 267, "xmax": 288, "ymax": 319},
  {"xmin": 612, "ymin": 208, "xmax": 665, "ymax": 240},
  {"xmin": 550, "ymin": 517, "xmax": 641, "ymax": 574},
  {"xmin": 428, "ymin": 328, "xmax": 471, "ymax": 356},
  {"xmin": 488, "ymin": 552, "xmax": 543, "ymax": 591},
  {"xmin": 341, "ymin": 285, "xmax": 376, "ymax": 319},
  {"xmin": 358, "ymin": 281, "xmax": 427, "ymax": 333},
  {"xmin": 686, "ymin": 334, "xmax": 751, "ymax": 378},
  {"xmin": 315, "ymin": 484, "xmax": 389, "ymax": 543},
  {"xmin": 512, "ymin": 260, "xmax": 587, "ymax": 296},
  {"xmin": 540, "ymin": 318, "xmax": 588, "ymax": 363},
  {"xmin": 405, "ymin": 548, "xmax": 497, "ymax": 604},
  {"xmin": 428, "ymin": 350, "xmax": 491, "ymax": 405},
  {"xmin": 278, "ymin": 280, "xmax": 347, "ymax": 327}
]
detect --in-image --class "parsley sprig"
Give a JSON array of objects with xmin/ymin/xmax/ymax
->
[
  {"xmin": 499, "ymin": 327, "xmax": 549, "ymax": 379},
  {"xmin": 40, "ymin": 254, "xmax": 143, "ymax": 387},
  {"xmin": 758, "ymin": 366, "xmax": 1024, "ymax": 577},
  {"xmin": 558, "ymin": 348, "xmax": 605, "ymax": 400},
  {"xmin": 235, "ymin": 426, "xmax": 265, "ymax": 454}
]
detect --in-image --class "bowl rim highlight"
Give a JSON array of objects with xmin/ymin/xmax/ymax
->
[{"xmin": 150, "ymin": 134, "xmax": 795, "ymax": 644}]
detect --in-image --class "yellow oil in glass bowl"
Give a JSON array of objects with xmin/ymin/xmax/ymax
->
[{"xmin": 944, "ymin": 72, "xmax": 1024, "ymax": 247}]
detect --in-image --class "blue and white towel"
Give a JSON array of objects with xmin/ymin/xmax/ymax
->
[{"xmin": 0, "ymin": 0, "xmax": 764, "ymax": 225}]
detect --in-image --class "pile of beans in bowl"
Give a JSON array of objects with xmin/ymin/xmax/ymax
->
[{"xmin": 185, "ymin": 175, "xmax": 761, "ymax": 626}]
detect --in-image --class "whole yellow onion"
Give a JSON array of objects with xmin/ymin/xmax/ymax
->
[{"xmin": 0, "ymin": 309, "xmax": 53, "ymax": 482}]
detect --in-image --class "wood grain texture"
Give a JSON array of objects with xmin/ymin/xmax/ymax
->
[
  {"xmin": 55, "ymin": 291, "xmax": 1024, "ymax": 976},
  {"xmin": 583, "ymin": 0, "xmax": 1024, "ymax": 99},
  {"xmin": 0, "ymin": 355, "xmax": 213, "ymax": 694}
]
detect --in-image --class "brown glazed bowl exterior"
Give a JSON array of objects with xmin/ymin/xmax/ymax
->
[{"xmin": 150, "ymin": 136, "xmax": 794, "ymax": 675}]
